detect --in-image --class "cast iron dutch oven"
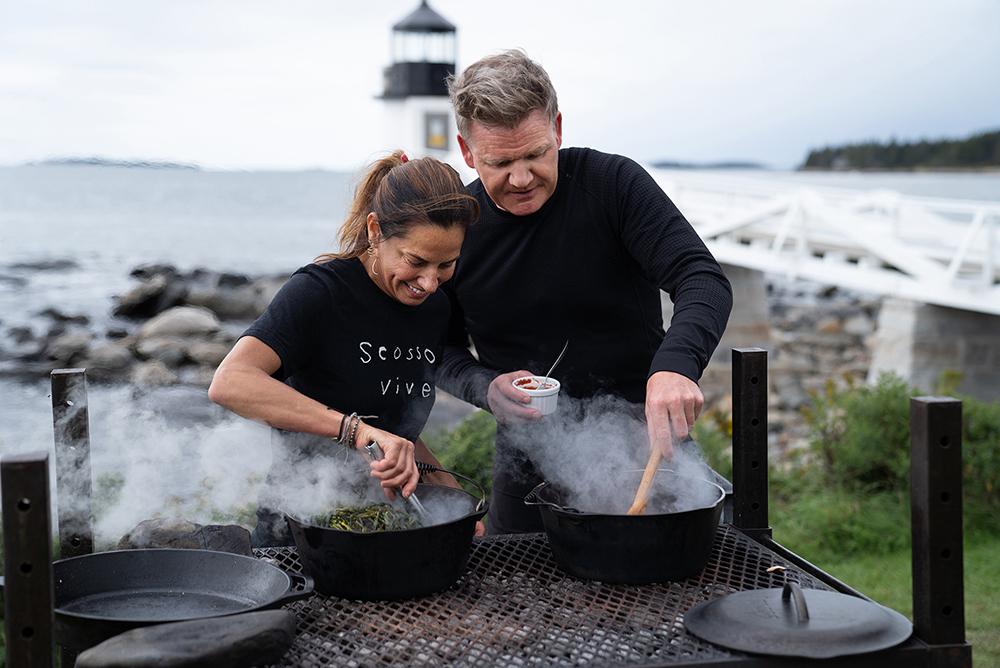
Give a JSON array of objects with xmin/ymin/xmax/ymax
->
[
  {"xmin": 41, "ymin": 548, "xmax": 313, "ymax": 651},
  {"xmin": 524, "ymin": 469, "xmax": 725, "ymax": 584},
  {"xmin": 684, "ymin": 581, "xmax": 913, "ymax": 658},
  {"xmin": 285, "ymin": 477, "xmax": 487, "ymax": 601}
]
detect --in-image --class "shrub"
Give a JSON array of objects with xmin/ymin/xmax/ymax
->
[
  {"xmin": 800, "ymin": 373, "xmax": 913, "ymax": 493},
  {"xmin": 426, "ymin": 410, "xmax": 496, "ymax": 497},
  {"xmin": 792, "ymin": 370, "xmax": 1000, "ymax": 543},
  {"xmin": 691, "ymin": 410, "xmax": 733, "ymax": 482}
]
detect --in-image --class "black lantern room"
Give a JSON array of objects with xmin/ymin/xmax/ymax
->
[{"xmin": 382, "ymin": 1, "xmax": 456, "ymax": 98}]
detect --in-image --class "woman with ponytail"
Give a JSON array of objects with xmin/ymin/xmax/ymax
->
[{"xmin": 209, "ymin": 151, "xmax": 480, "ymax": 547}]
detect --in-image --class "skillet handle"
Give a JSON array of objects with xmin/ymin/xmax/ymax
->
[{"xmin": 275, "ymin": 572, "xmax": 315, "ymax": 605}]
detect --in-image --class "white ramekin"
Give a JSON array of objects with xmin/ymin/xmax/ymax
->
[{"xmin": 512, "ymin": 375, "xmax": 561, "ymax": 415}]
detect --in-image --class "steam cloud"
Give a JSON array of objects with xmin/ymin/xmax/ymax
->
[{"xmin": 502, "ymin": 393, "xmax": 722, "ymax": 513}]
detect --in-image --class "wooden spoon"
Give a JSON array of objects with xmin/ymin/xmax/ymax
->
[{"xmin": 626, "ymin": 447, "xmax": 663, "ymax": 515}]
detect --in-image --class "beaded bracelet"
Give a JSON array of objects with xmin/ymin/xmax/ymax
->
[
  {"xmin": 347, "ymin": 416, "xmax": 361, "ymax": 448},
  {"xmin": 330, "ymin": 412, "xmax": 377, "ymax": 449}
]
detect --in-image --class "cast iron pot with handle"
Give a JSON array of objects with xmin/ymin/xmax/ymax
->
[
  {"xmin": 9, "ymin": 548, "xmax": 314, "ymax": 651},
  {"xmin": 285, "ymin": 470, "xmax": 488, "ymax": 601},
  {"xmin": 525, "ymin": 469, "xmax": 725, "ymax": 584}
]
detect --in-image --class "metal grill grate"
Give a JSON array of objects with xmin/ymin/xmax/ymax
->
[{"xmin": 257, "ymin": 526, "xmax": 833, "ymax": 667}]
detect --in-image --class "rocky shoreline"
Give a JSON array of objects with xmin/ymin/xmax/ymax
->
[
  {"xmin": 1, "ymin": 264, "xmax": 881, "ymax": 452},
  {"xmin": 1, "ymin": 264, "xmax": 287, "ymax": 387},
  {"xmin": 700, "ymin": 278, "xmax": 881, "ymax": 455}
]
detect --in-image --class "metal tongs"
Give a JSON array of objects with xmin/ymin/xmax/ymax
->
[{"xmin": 363, "ymin": 441, "xmax": 429, "ymax": 519}]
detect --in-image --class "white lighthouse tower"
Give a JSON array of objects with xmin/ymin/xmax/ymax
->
[{"xmin": 381, "ymin": 1, "xmax": 467, "ymax": 174}]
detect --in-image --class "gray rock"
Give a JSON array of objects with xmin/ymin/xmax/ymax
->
[
  {"xmin": 116, "ymin": 517, "xmax": 254, "ymax": 556},
  {"xmin": 139, "ymin": 306, "xmax": 220, "ymax": 339},
  {"xmin": 843, "ymin": 313, "xmax": 875, "ymax": 335},
  {"xmin": 815, "ymin": 316, "xmax": 842, "ymax": 334},
  {"xmin": 135, "ymin": 336, "xmax": 187, "ymax": 367},
  {"xmin": 185, "ymin": 274, "xmax": 287, "ymax": 320},
  {"xmin": 114, "ymin": 274, "xmax": 189, "ymax": 319},
  {"xmin": 186, "ymin": 286, "xmax": 259, "ymax": 320},
  {"xmin": 130, "ymin": 360, "xmax": 179, "ymax": 386},
  {"xmin": 75, "ymin": 609, "xmax": 296, "ymax": 668},
  {"xmin": 45, "ymin": 329, "xmax": 92, "ymax": 364},
  {"xmin": 184, "ymin": 340, "xmax": 232, "ymax": 367},
  {"xmin": 83, "ymin": 341, "xmax": 136, "ymax": 380}
]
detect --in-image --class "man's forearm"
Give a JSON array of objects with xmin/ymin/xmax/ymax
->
[{"xmin": 436, "ymin": 344, "xmax": 497, "ymax": 411}]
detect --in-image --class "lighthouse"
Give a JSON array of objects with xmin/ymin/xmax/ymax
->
[{"xmin": 381, "ymin": 1, "xmax": 468, "ymax": 174}]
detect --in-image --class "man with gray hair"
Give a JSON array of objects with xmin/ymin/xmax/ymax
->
[{"xmin": 439, "ymin": 49, "xmax": 733, "ymax": 534}]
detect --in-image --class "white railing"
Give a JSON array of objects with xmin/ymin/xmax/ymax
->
[{"xmin": 647, "ymin": 168, "xmax": 1000, "ymax": 316}]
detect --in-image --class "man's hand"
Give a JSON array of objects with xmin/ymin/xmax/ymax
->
[
  {"xmin": 487, "ymin": 370, "xmax": 544, "ymax": 423},
  {"xmin": 645, "ymin": 371, "xmax": 704, "ymax": 461}
]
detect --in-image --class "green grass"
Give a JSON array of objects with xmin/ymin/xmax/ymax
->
[{"xmin": 774, "ymin": 535, "xmax": 999, "ymax": 668}]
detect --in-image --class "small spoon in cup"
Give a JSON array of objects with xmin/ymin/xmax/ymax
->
[{"xmin": 540, "ymin": 340, "xmax": 569, "ymax": 389}]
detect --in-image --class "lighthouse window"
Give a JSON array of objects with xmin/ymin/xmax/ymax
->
[
  {"xmin": 425, "ymin": 113, "xmax": 449, "ymax": 151},
  {"xmin": 394, "ymin": 31, "xmax": 455, "ymax": 64}
]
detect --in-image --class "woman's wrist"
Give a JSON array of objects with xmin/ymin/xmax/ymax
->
[{"xmin": 328, "ymin": 410, "xmax": 377, "ymax": 449}]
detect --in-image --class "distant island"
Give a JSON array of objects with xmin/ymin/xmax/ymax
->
[
  {"xmin": 800, "ymin": 128, "xmax": 1000, "ymax": 171},
  {"xmin": 28, "ymin": 157, "xmax": 201, "ymax": 170},
  {"xmin": 651, "ymin": 160, "xmax": 766, "ymax": 170}
]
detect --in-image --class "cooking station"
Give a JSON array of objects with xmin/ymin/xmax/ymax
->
[
  {"xmin": 2, "ymin": 350, "xmax": 972, "ymax": 667},
  {"xmin": 249, "ymin": 349, "xmax": 969, "ymax": 668}
]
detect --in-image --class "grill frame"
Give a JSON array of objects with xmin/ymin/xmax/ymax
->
[
  {"xmin": 254, "ymin": 349, "xmax": 971, "ymax": 667},
  {"xmin": 256, "ymin": 528, "xmax": 933, "ymax": 668}
]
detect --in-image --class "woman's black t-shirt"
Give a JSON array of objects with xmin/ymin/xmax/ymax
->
[{"xmin": 244, "ymin": 257, "xmax": 450, "ymax": 450}]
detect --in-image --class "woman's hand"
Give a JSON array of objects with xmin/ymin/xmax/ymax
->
[
  {"xmin": 487, "ymin": 370, "xmax": 545, "ymax": 423},
  {"xmin": 354, "ymin": 422, "xmax": 420, "ymax": 499}
]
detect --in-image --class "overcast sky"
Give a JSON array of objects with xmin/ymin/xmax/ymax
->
[{"xmin": 2, "ymin": 0, "xmax": 998, "ymax": 172}]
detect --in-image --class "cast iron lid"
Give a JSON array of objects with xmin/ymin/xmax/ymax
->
[{"xmin": 684, "ymin": 582, "xmax": 913, "ymax": 659}]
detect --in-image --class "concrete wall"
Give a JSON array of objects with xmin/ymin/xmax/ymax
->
[{"xmin": 869, "ymin": 298, "xmax": 1000, "ymax": 402}]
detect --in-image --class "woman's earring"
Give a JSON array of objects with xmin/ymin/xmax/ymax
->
[{"xmin": 367, "ymin": 245, "xmax": 379, "ymax": 276}]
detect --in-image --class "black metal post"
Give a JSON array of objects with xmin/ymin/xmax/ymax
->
[
  {"xmin": 910, "ymin": 396, "xmax": 971, "ymax": 664},
  {"xmin": 51, "ymin": 368, "xmax": 94, "ymax": 559},
  {"xmin": 731, "ymin": 348, "xmax": 770, "ymax": 541},
  {"xmin": 2, "ymin": 452, "xmax": 56, "ymax": 668}
]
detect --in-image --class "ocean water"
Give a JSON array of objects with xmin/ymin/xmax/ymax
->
[
  {"xmin": 1, "ymin": 163, "xmax": 998, "ymax": 542},
  {"xmin": 0, "ymin": 164, "xmax": 354, "ymax": 541}
]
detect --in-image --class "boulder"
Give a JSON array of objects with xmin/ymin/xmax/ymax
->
[
  {"xmin": 139, "ymin": 306, "xmax": 220, "ymax": 339},
  {"xmin": 185, "ymin": 286, "xmax": 260, "ymax": 320},
  {"xmin": 45, "ymin": 329, "xmax": 92, "ymax": 364},
  {"xmin": 135, "ymin": 336, "xmax": 187, "ymax": 367},
  {"xmin": 83, "ymin": 341, "xmax": 135, "ymax": 379},
  {"xmin": 130, "ymin": 360, "xmax": 179, "ymax": 386},
  {"xmin": 185, "ymin": 274, "xmax": 287, "ymax": 321},
  {"xmin": 184, "ymin": 340, "xmax": 232, "ymax": 367},
  {"xmin": 114, "ymin": 274, "xmax": 189, "ymax": 319}
]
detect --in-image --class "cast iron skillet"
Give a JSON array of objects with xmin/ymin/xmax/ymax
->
[{"xmin": 37, "ymin": 548, "xmax": 312, "ymax": 650}]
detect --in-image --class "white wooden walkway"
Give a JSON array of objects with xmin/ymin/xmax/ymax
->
[{"xmin": 649, "ymin": 169, "xmax": 1000, "ymax": 316}]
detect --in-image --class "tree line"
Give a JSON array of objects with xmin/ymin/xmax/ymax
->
[{"xmin": 801, "ymin": 128, "xmax": 1000, "ymax": 170}]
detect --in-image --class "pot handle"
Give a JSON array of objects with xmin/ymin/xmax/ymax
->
[
  {"xmin": 523, "ymin": 482, "xmax": 576, "ymax": 513},
  {"xmin": 781, "ymin": 581, "xmax": 810, "ymax": 623},
  {"xmin": 415, "ymin": 463, "xmax": 488, "ymax": 513}
]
